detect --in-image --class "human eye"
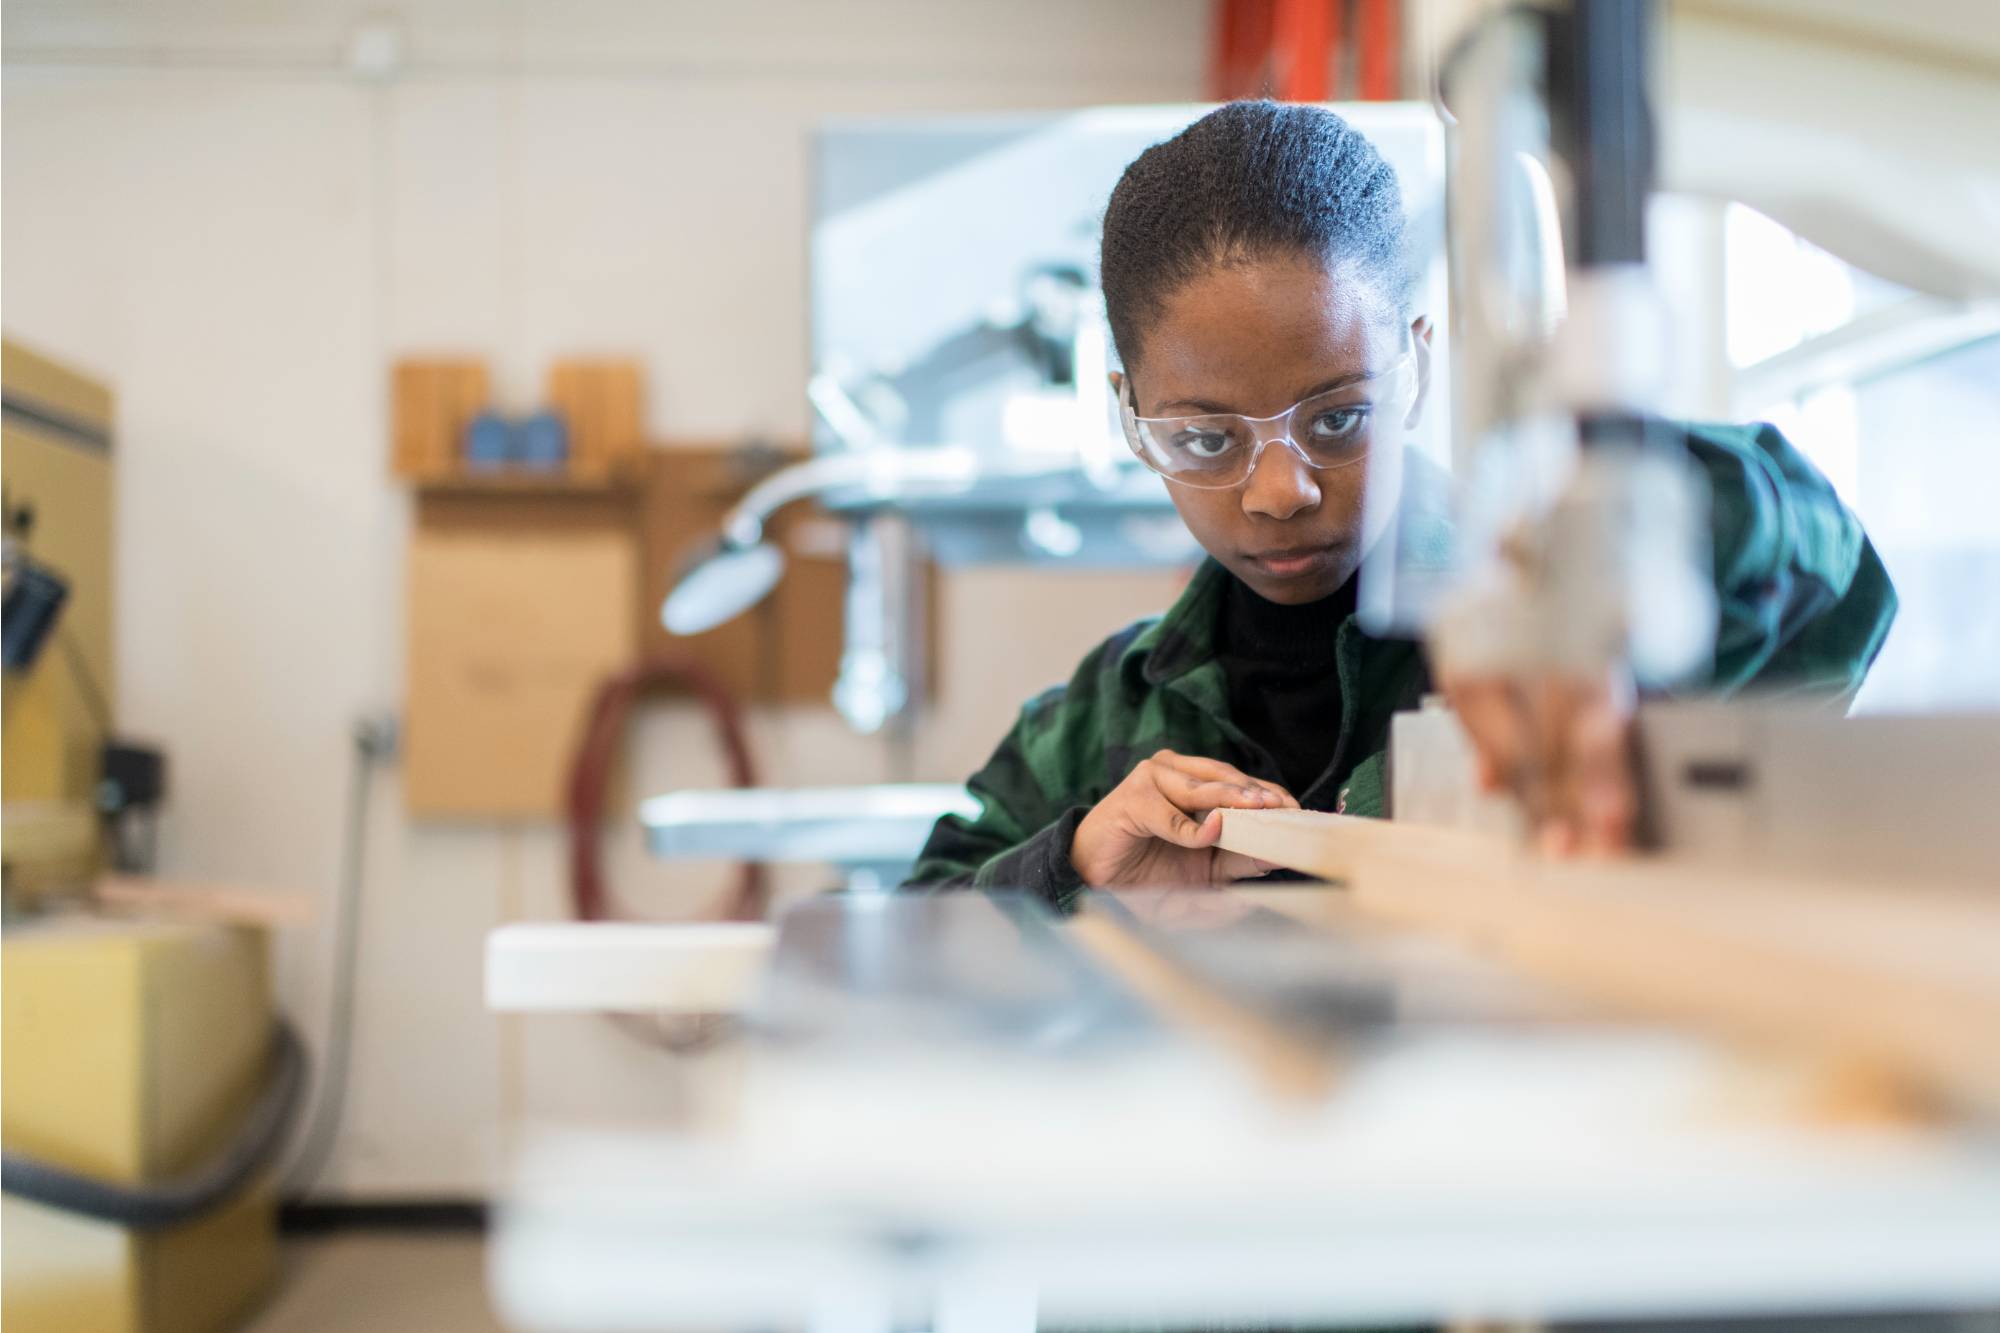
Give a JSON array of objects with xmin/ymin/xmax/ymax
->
[
  {"xmin": 1169, "ymin": 427, "xmax": 1239, "ymax": 460},
  {"xmin": 1307, "ymin": 404, "xmax": 1371, "ymax": 443}
]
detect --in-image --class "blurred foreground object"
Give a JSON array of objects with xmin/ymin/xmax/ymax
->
[
  {"xmin": 486, "ymin": 705, "xmax": 2000, "ymax": 1330},
  {"xmin": 1384, "ymin": 0, "xmax": 2000, "ymax": 848},
  {"xmin": 1218, "ymin": 708, "xmax": 2000, "ymax": 1118},
  {"xmin": 490, "ymin": 883, "xmax": 2000, "ymax": 1330}
]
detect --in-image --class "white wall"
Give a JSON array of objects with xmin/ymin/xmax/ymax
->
[{"xmin": 2, "ymin": 0, "xmax": 1206, "ymax": 1196}]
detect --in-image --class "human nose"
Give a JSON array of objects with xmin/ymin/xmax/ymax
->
[{"xmin": 1239, "ymin": 429, "xmax": 1321, "ymax": 521}]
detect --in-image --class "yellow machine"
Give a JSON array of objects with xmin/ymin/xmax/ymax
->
[
  {"xmin": 2, "ymin": 336, "xmax": 117, "ymax": 903},
  {"xmin": 2, "ymin": 339, "xmax": 285, "ymax": 1333},
  {"xmin": 1, "ymin": 920, "xmax": 280, "ymax": 1333}
]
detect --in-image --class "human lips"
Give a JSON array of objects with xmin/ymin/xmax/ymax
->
[{"xmin": 1244, "ymin": 543, "xmax": 1340, "ymax": 578}]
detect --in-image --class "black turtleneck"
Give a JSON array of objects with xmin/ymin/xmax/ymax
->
[{"xmin": 1216, "ymin": 573, "xmax": 1355, "ymax": 799}]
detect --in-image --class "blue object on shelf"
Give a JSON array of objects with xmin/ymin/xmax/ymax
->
[
  {"xmin": 465, "ymin": 411, "xmax": 514, "ymax": 470},
  {"xmin": 517, "ymin": 412, "xmax": 569, "ymax": 470}
]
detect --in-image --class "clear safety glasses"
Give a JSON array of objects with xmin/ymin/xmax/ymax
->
[{"xmin": 1119, "ymin": 353, "xmax": 1416, "ymax": 490}]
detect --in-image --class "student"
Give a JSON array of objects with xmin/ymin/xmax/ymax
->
[{"xmin": 904, "ymin": 101, "xmax": 1894, "ymax": 899}]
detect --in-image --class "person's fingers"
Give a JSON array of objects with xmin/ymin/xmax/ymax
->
[
  {"xmin": 1566, "ymin": 699, "xmax": 1637, "ymax": 854},
  {"xmin": 1131, "ymin": 792, "xmax": 1218, "ymax": 850},
  {"xmin": 1448, "ymin": 668, "xmax": 1646, "ymax": 860},
  {"xmin": 1525, "ymin": 676, "xmax": 1586, "ymax": 824},
  {"xmin": 1508, "ymin": 673, "xmax": 1637, "ymax": 858},
  {"xmin": 1149, "ymin": 766, "xmax": 1283, "ymax": 816},
  {"xmin": 1576, "ymin": 796, "xmax": 1632, "ymax": 855},
  {"xmin": 1159, "ymin": 751, "xmax": 1297, "ymax": 805},
  {"xmin": 1446, "ymin": 678, "xmax": 1530, "ymax": 796},
  {"xmin": 1151, "ymin": 752, "xmax": 1300, "ymax": 808}
]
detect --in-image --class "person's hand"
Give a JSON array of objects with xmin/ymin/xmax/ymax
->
[
  {"xmin": 1070, "ymin": 750, "xmax": 1296, "ymax": 887},
  {"xmin": 1443, "ymin": 668, "xmax": 1639, "ymax": 856}
]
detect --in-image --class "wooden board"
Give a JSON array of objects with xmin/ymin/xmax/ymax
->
[
  {"xmin": 1066, "ymin": 909, "xmax": 1338, "ymax": 1102},
  {"xmin": 404, "ymin": 490, "xmax": 638, "ymax": 818},
  {"xmin": 94, "ymin": 876, "xmax": 315, "ymax": 928},
  {"xmin": 1218, "ymin": 808, "xmax": 2000, "ymax": 1118},
  {"xmin": 546, "ymin": 359, "xmax": 644, "ymax": 479},
  {"xmin": 390, "ymin": 357, "xmax": 488, "ymax": 481},
  {"xmin": 485, "ymin": 921, "xmax": 774, "ymax": 1014}
]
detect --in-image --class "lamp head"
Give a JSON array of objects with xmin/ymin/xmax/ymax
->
[{"xmin": 661, "ymin": 540, "xmax": 786, "ymax": 636}]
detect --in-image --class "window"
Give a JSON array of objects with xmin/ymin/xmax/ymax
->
[{"xmin": 1724, "ymin": 206, "xmax": 2000, "ymax": 712}]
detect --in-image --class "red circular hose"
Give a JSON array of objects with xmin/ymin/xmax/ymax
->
[{"xmin": 566, "ymin": 655, "xmax": 766, "ymax": 926}]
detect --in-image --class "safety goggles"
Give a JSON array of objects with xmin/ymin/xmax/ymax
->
[{"xmin": 1119, "ymin": 353, "xmax": 1416, "ymax": 490}]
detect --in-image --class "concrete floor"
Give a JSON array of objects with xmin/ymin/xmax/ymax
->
[{"xmin": 244, "ymin": 1234, "xmax": 507, "ymax": 1333}]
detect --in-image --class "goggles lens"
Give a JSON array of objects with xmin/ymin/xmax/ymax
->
[{"xmin": 1121, "ymin": 356, "xmax": 1414, "ymax": 490}]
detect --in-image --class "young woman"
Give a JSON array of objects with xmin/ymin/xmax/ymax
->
[{"xmin": 905, "ymin": 100, "xmax": 1895, "ymax": 900}]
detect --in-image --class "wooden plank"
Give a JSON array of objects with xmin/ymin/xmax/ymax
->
[
  {"xmin": 601, "ymin": 361, "xmax": 643, "ymax": 465},
  {"xmin": 1066, "ymin": 909, "xmax": 1338, "ymax": 1102},
  {"xmin": 391, "ymin": 361, "xmax": 427, "ymax": 475},
  {"xmin": 404, "ymin": 490, "xmax": 638, "ymax": 817},
  {"xmin": 1218, "ymin": 809, "xmax": 2000, "ymax": 1118},
  {"xmin": 391, "ymin": 356, "xmax": 488, "ymax": 480},
  {"xmin": 94, "ymin": 876, "xmax": 315, "ymax": 928},
  {"xmin": 485, "ymin": 922, "xmax": 774, "ymax": 1013},
  {"xmin": 447, "ymin": 360, "xmax": 489, "ymax": 471}
]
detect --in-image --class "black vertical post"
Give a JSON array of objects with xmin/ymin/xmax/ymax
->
[
  {"xmin": 1565, "ymin": 0, "xmax": 1653, "ymax": 266},
  {"xmin": 1547, "ymin": 0, "xmax": 1657, "ymax": 444}
]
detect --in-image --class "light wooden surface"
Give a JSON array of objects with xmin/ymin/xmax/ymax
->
[
  {"xmin": 1066, "ymin": 909, "xmax": 1338, "ymax": 1102},
  {"xmin": 1218, "ymin": 808, "xmax": 2000, "ymax": 1118},
  {"xmin": 95, "ymin": 876, "xmax": 315, "ymax": 928},
  {"xmin": 404, "ymin": 490, "xmax": 637, "ymax": 817},
  {"xmin": 485, "ymin": 922, "xmax": 774, "ymax": 1014}
]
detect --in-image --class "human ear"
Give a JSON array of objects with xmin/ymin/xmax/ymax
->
[{"xmin": 1404, "ymin": 316, "xmax": 1435, "ymax": 430}]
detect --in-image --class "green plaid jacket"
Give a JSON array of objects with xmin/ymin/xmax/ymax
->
[{"xmin": 906, "ymin": 422, "xmax": 1897, "ymax": 905}]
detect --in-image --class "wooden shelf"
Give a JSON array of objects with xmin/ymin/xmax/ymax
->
[{"xmin": 409, "ymin": 466, "xmax": 638, "ymax": 499}]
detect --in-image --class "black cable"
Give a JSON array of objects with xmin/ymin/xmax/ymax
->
[
  {"xmin": 58, "ymin": 627, "xmax": 113, "ymax": 736},
  {"xmin": 2, "ymin": 716, "xmax": 388, "ymax": 1221},
  {"xmin": 283, "ymin": 717, "xmax": 391, "ymax": 1200},
  {"xmin": 0, "ymin": 1020, "xmax": 308, "ymax": 1230}
]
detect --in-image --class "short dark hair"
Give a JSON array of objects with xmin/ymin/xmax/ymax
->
[{"xmin": 1100, "ymin": 100, "xmax": 1409, "ymax": 371}]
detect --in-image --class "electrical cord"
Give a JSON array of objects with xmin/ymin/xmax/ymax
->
[
  {"xmin": 568, "ymin": 656, "xmax": 763, "ymax": 925},
  {"xmin": 283, "ymin": 715, "xmax": 395, "ymax": 1200},
  {"xmin": 0, "ymin": 1020, "xmax": 308, "ymax": 1229},
  {"xmin": 567, "ymin": 655, "xmax": 764, "ymax": 1053},
  {"xmin": 58, "ymin": 627, "xmax": 114, "ymax": 737}
]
